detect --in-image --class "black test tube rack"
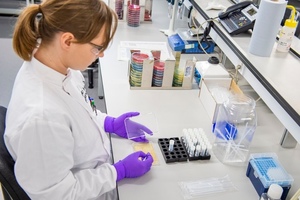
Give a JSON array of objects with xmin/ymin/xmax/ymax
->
[
  {"xmin": 158, "ymin": 137, "xmax": 188, "ymax": 163},
  {"xmin": 158, "ymin": 137, "xmax": 211, "ymax": 163}
]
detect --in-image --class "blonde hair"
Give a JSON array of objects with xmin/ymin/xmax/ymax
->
[{"xmin": 13, "ymin": 0, "xmax": 118, "ymax": 61}]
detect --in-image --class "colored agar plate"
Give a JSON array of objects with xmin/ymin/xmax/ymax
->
[
  {"xmin": 158, "ymin": 137, "xmax": 188, "ymax": 163},
  {"xmin": 172, "ymin": 68, "xmax": 184, "ymax": 87},
  {"xmin": 152, "ymin": 61, "xmax": 165, "ymax": 87},
  {"xmin": 131, "ymin": 52, "xmax": 148, "ymax": 63},
  {"xmin": 130, "ymin": 52, "xmax": 149, "ymax": 86},
  {"xmin": 127, "ymin": 4, "xmax": 141, "ymax": 27},
  {"xmin": 115, "ymin": 0, "xmax": 124, "ymax": 20},
  {"xmin": 133, "ymin": 142, "xmax": 159, "ymax": 165}
]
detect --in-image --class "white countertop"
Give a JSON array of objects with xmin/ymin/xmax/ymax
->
[{"xmin": 100, "ymin": 21, "xmax": 300, "ymax": 199}]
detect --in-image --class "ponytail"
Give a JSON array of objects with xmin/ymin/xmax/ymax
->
[{"xmin": 13, "ymin": 4, "xmax": 40, "ymax": 61}]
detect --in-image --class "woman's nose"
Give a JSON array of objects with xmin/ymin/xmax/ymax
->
[{"xmin": 98, "ymin": 52, "xmax": 104, "ymax": 58}]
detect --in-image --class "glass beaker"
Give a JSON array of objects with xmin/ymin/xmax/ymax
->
[{"xmin": 212, "ymin": 93, "xmax": 257, "ymax": 165}]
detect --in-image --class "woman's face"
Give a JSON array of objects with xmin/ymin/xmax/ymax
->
[{"xmin": 67, "ymin": 28, "xmax": 106, "ymax": 71}]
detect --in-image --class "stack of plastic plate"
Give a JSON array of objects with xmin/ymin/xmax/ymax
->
[
  {"xmin": 152, "ymin": 61, "xmax": 164, "ymax": 87},
  {"xmin": 127, "ymin": 4, "xmax": 140, "ymax": 27},
  {"xmin": 115, "ymin": 0, "xmax": 124, "ymax": 20},
  {"xmin": 173, "ymin": 67, "xmax": 184, "ymax": 87},
  {"xmin": 130, "ymin": 52, "xmax": 148, "ymax": 87}
]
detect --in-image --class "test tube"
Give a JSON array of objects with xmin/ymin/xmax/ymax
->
[
  {"xmin": 206, "ymin": 144, "xmax": 212, "ymax": 156},
  {"xmin": 194, "ymin": 129, "xmax": 200, "ymax": 138},
  {"xmin": 185, "ymin": 137, "xmax": 191, "ymax": 148},
  {"xmin": 195, "ymin": 145, "xmax": 201, "ymax": 157},
  {"xmin": 198, "ymin": 137, "xmax": 204, "ymax": 147},
  {"xmin": 182, "ymin": 128, "xmax": 188, "ymax": 134},
  {"xmin": 196, "ymin": 135, "xmax": 202, "ymax": 144},
  {"xmin": 184, "ymin": 131, "xmax": 189, "ymax": 143},
  {"xmin": 193, "ymin": 128, "xmax": 198, "ymax": 133},
  {"xmin": 168, "ymin": 139, "xmax": 174, "ymax": 152},
  {"xmin": 189, "ymin": 141, "xmax": 194, "ymax": 149},
  {"xmin": 193, "ymin": 137, "xmax": 198, "ymax": 146},
  {"xmin": 189, "ymin": 145, "xmax": 195, "ymax": 157},
  {"xmin": 198, "ymin": 128, "xmax": 205, "ymax": 134},
  {"xmin": 200, "ymin": 144, "xmax": 207, "ymax": 156},
  {"xmin": 189, "ymin": 129, "xmax": 195, "ymax": 138}
]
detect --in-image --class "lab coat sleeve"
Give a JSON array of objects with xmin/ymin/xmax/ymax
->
[
  {"xmin": 13, "ymin": 117, "xmax": 117, "ymax": 200},
  {"xmin": 96, "ymin": 111, "xmax": 108, "ymax": 130}
]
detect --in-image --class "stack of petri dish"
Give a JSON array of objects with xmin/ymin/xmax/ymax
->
[
  {"xmin": 130, "ymin": 52, "xmax": 149, "ymax": 87},
  {"xmin": 127, "ymin": 4, "xmax": 140, "ymax": 27},
  {"xmin": 115, "ymin": 0, "xmax": 124, "ymax": 20},
  {"xmin": 173, "ymin": 67, "xmax": 184, "ymax": 87},
  {"xmin": 152, "ymin": 61, "xmax": 165, "ymax": 87},
  {"xmin": 144, "ymin": 0, "xmax": 152, "ymax": 21}
]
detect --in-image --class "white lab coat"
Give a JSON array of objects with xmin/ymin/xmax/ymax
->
[{"xmin": 4, "ymin": 57, "xmax": 118, "ymax": 200}]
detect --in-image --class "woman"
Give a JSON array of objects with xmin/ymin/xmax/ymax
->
[{"xmin": 4, "ymin": 0, "xmax": 153, "ymax": 199}]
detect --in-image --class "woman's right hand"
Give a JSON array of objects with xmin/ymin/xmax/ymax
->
[{"xmin": 113, "ymin": 151, "xmax": 153, "ymax": 181}]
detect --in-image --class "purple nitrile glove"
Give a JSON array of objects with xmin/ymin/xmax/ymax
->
[
  {"xmin": 113, "ymin": 151, "xmax": 154, "ymax": 182},
  {"xmin": 104, "ymin": 112, "xmax": 153, "ymax": 142}
]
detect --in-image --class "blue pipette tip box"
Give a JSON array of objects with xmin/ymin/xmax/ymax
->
[{"xmin": 246, "ymin": 153, "xmax": 294, "ymax": 200}]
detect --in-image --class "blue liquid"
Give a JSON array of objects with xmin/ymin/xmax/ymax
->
[{"xmin": 212, "ymin": 121, "xmax": 238, "ymax": 140}]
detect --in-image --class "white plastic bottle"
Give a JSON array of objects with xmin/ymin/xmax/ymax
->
[
  {"xmin": 277, "ymin": 5, "xmax": 298, "ymax": 52},
  {"xmin": 260, "ymin": 184, "xmax": 283, "ymax": 200}
]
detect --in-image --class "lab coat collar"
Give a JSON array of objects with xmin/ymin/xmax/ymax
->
[
  {"xmin": 61, "ymin": 69, "xmax": 95, "ymax": 117},
  {"xmin": 30, "ymin": 56, "xmax": 67, "ymax": 87},
  {"xmin": 30, "ymin": 56, "xmax": 93, "ymax": 114}
]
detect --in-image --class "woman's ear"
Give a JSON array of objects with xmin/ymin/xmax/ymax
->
[{"xmin": 60, "ymin": 32, "xmax": 75, "ymax": 49}]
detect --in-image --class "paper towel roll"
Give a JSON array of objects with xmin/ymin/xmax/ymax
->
[{"xmin": 248, "ymin": 0, "xmax": 287, "ymax": 57}]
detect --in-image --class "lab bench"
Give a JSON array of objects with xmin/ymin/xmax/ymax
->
[
  {"xmin": 99, "ymin": 2, "xmax": 300, "ymax": 198},
  {"xmin": 190, "ymin": 0, "xmax": 300, "ymax": 145}
]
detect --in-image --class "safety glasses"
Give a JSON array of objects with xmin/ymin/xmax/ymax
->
[{"xmin": 89, "ymin": 42, "xmax": 104, "ymax": 55}]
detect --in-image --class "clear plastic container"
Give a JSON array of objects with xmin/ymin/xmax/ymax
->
[{"xmin": 212, "ymin": 93, "xmax": 257, "ymax": 165}]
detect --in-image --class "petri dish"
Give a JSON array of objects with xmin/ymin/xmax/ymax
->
[{"xmin": 124, "ymin": 112, "xmax": 158, "ymax": 140}]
